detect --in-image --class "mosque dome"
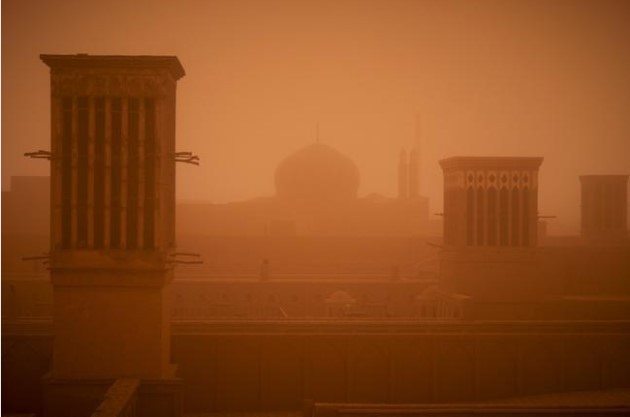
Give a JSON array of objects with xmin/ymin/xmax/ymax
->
[{"xmin": 274, "ymin": 143, "xmax": 360, "ymax": 201}]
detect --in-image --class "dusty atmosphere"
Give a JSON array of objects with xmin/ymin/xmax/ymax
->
[
  {"xmin": 2, "ymin": 2, "xmax": 630, "ymax": 417},
  {"xmin": 3, "ymin": 0, "xmax": 630, "ymax": 234}
]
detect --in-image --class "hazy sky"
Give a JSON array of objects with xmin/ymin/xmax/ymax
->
[{"xmin": 3, "ymin": 0, "xmax": 630, "ymax": 234}]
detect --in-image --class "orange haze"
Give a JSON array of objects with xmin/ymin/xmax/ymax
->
[{"xmin": 3, "ymin": 0, "xmax": 630, "ymax": 235}]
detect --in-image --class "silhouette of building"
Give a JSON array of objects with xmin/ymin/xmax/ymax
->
[
  {"xmin": 39, "ymin": 54, "xmax": 185, "ymax": 417},
  {"xmin": 580, "ymin": 175, "xmax": 629, "ymax": 245},
  {"xmin": 177, "ymin": 143, "xmax": 434, "ymax": 238}
]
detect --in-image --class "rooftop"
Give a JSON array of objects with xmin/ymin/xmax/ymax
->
[{"xmin": 40, "ymin": 54, "xmax": 185, "ymax": 80}]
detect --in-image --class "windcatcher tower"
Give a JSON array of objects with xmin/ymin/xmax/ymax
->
[
  {"xmin": 580, "ymin": 175, "xmax": 628, "ymax": 245},
  {"xmin": 40, "ymin": 54, "xmax": 185, "ymax": 417},
  {"xmin": 438, "ymin": 157, "xmax": 545, "ymax": 303}
]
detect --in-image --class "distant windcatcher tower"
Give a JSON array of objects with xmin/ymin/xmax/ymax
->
[
  {"xmin": 40, "ymin": 54, "xmax": 185, "ymax": 417},
  {"xmin": 439, "ymin": 157, "xmax": 543, "ymax": 248},
  {"xmin": 580, "ymin": 175, "xmax": 628, "ymax": 244},
  {"xmin": 438, "ymin": 157, "xmax": 544, "ymax": 300}
]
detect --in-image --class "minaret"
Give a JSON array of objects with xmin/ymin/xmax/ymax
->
[
  {"xmin": 409, "ymin": 147, "xmax": 419, "ymax": 199},
  {"xmin": 40, "ymin": 54, "xmax": 185, "ymax": 417},
  {"xmin": 411, "ymin": 113, "xmax": 422, "ymax": 197},
  {"xmin": 398, "ymin": 148, "xmax": 408, "ymax": 199}
]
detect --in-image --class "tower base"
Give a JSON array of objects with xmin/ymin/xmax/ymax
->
[{"xmin": 42, "ymin": 370, "xmax": 182, "ymax": 417}]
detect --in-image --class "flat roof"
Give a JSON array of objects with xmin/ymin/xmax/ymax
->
[
  {"xmin": 579, "ymin": 174, "xmax": 628, "ymax": 182},
  {"xmin": 40, "ymin": 54, "xmax": 185, "ymax": 80},
  {"xmin": 439, "ymin": 156, "xmax": 544, "ymax": 170}
]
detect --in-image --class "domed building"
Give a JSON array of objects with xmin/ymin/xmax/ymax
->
[
  {"xmin": 275, "ymin": 143, "xmax": 360, "ymax": 202},
  {"xmin": 174, "ymin": 142, "xmax": 437, "ymax": 276},
  {"xmin": 178, "ymin": 142, "xmax": 433, "ymax": 238}
]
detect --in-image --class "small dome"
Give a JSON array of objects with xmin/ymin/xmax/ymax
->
[{"xmin": 275, "ymin": 143, "xmax": 360, "ymax": 201}]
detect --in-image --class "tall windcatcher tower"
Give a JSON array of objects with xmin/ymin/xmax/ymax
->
[{"xmin": 40, "ymin": 54, "xmax": 185, "ymax": 417}]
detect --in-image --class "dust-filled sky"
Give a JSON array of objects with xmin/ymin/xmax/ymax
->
[{"xmin": 3, "ymin": 0, "xmax": 630, "ymax": 234}]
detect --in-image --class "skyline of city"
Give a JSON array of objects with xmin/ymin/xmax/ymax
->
[
  {"xmin": 4, "ymin": 0, "xmax": 630, "ymax": 235},
  {"xmin": 3, "ymin": 47, "xmax": 630, "ymax": 417}
]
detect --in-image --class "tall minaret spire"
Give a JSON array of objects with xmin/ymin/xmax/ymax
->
[
  {"xmin": 398, "ymin": 148, "xmax": 408, "ymax": 199},
  {"xmin": 410, "ymin": 113, "xmax": 422, "ymax": 196},
  {"xmin": 409, "ymin": 148, "xmax": 419, "ymax": 199}
]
